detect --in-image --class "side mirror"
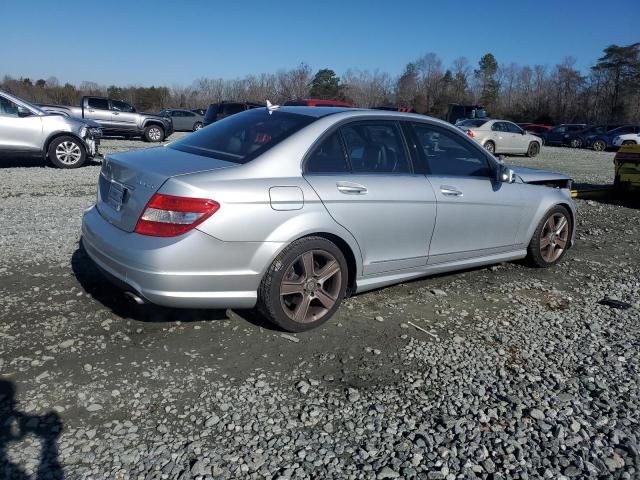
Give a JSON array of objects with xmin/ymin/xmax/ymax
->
[
  {"xmin": 17, "ymin": 106, "xmax": 32, "ymax": 118},
  {"xmin": 499, "ymin": 165, "xmax": 516, "ymax": 183}
]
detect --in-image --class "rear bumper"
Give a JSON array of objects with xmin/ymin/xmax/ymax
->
[{"xmin": 81, "ymin": 205, "xmax": 283, "ymax": 309}]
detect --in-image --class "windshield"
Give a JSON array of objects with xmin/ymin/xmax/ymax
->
[
  {"xmin": 169, "ymin": 108, "xmax": 315, "ymax": 163},
  {"xmin": 457, "ymin": 119, "xmax": 488, "ymax": 128}
]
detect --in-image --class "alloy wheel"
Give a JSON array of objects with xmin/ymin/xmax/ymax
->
[
  {"xmin": 593, "ymin": 140, "xmax": 606, "ymax": 151},
  {"xmin": 149, "ymin": 127, "xmax": 162, "ymax": 141},
  {"xmin": 279, "ymin": 250, "xmax": 342, "ymax": 324},
  {"xmin": 55, "ymin": 141, "xmax": 82, "ymax": 165},
  {"xmin": 485, "ymin": 142, "xmax": 495, "ymax": 153},
  {"xmin": 540, "ymin": 213, "xmax": 569, "ymax": 263},
  {"xmin": 570, "ymin": 139, "xmax": 582, "ymax": 148}
]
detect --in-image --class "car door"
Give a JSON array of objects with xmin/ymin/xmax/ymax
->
[
  {"xmin": 110, "ymin": 99, "xmax": 138, "ymax": 133},
  {"xmin": 181, "ymin": 110, "xmax": 197, "ymax": 130},
  {"xmin": 0, "ymin": 94, "xmax": 43, "ymax": 157},
  {"xmin": 504, "ymin": 121, "xmax": 528, "ymax": 153},
  {"xmin": 410, "ymin": 122, "xmax": 524, "ymax": 264},
  {"xmin": 489, "ymin": 122, "xmax": 510, "ymax": 152},
  {"xmin": 547, "ymin": 125, "xmax": 565, "ymax": 145},
  {"xmin": 303, "ymin": 121, "xmax": 437, "ymax": 275},
  {"xmin": 85, "ymin": 97, "xmax": 113, "ymax": 128}
]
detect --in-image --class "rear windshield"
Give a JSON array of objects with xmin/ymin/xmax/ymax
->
[
  {"xmin": 169, "ymin": 108, "xmax": 314, "ymax": 163},
  {"xmin": 457, "ymin": 119, "xmax": 488, "ymax": 127}
]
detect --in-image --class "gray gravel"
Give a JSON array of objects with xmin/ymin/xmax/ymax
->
[{"xmin": 1, "ymin": 140, "xmax": 639, "ymax": 479}]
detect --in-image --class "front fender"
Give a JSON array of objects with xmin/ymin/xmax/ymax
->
[{"xmin": 522, "ymin": 188, "xmax": 576, "ymax": 248}]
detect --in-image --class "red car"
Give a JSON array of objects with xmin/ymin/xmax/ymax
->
[
  {"xmin": 519, "ymin": 123, "xmax": 552, "ymax": 138},
  {"xmin": 284, "ymin": 99, "xmax": 354, "ymax": 108}
]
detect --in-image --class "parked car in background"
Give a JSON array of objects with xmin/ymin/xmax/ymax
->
[
  {"xmin": 82, "ymin": 107, "xmax": 574, "ymax": 332},
  {"xmin": 40, "ymin": 97, "xmax": 173, "ymax": 142},
  {"xmin": 446, "ymin": 103, "xmax": 487, "ymax": 124},
  {"xmin": 612, "ymin": 132, "xmax": 640, "ymax": 147},
  {"xmin": 191, "ymin": 109, "xmax": 206, "ymax": 116},
  {"xmin": 564, "ymin": 124, "xmax": 621, "ymax": 148},
  {"xmin": 202, "ymin": 101, "xmax": 262, "ymax": 127},
  {"xmin": 372, "ymin": 106, "xmax": 417, "ymax": 113},
  {"xmin": 458, "ymin": 119, "xmax": 542, "ymax": 156},
  {"xmin": 542, "ymin": 124, "xmax": 588, "ymax": 146},
  {"xmin": 159, "ymin": 108, "xmax": 204, "ymax": 132},
  {"xmin": 587, "ymin": 125, "xmax": 640, "ymax": 151},
  {"xmin": 0, "ymin": 90, "xmax": 101, "ymax": 168},
  {"xmin": 519, "ymin": 124, "xmax": 552, "ymax": 140},
  {"xmin": 284, "ymin": 99, "xmax": 354, "ymax": 108}
]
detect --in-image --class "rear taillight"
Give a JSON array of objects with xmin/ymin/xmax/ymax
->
[
  {"xmin": 134, "ymin": 193, "xmax": 219, "ymax": 237},
  {"xmin": 467, "ymin": 130, "xmax": 475, "ymax": 138}
]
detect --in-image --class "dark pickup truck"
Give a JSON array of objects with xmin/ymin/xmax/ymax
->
[{"xmin": 39, "ymin": 96, "xmax": 174, "ymax": 142}]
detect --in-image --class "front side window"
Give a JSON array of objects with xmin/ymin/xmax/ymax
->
[
  {"xmin": 305, "ymin": 131, "xmax": 349, "ymax": 173},
  {"xmin": 553, "ymin": 126, "xmax": 567, "ymax": 134},
  {"xmin": 412, "ymin": 123, "xmax": 492, "ymax": 177},
  {"xmin": 110, "ymin": 100, "xmax": 134, "ymax": 112},
  {"xmin": 87, "ymin": 98, "xmax": 109, "ymax": 110},
  {"xmin": 341, "ymin": 122, "xmax": 411, "ymax": 174},
  {"xmin": 504, "ymin": 122, "xmax": 523, "ymax": 134},
  {"xmin": 170, "ymin": 108, "xmax": 314, "ymax": 164},
  {"xmin": 0, "ymin": 96, "xmax": 20, "ymax": 117}
]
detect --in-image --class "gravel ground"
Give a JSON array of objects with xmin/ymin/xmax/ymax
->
[{"xmin": 1, "ymin": 138, "xmax": 639, "ymax": 479}]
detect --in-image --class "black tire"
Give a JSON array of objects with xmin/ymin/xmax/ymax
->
[
  {"xmin": 47, "ymin": 136, "xmax": 87, "ymax": 169},
  {"xmin": 484, "ymin": 141, "xmax": 496, "ymax": 154},
  {"xmin": 570, "ymin": 138, "xmax": 582, "ymax": 148},
  {"xmin": 622, "ymin": 140, "xmax": 636, "ymax": 146},
  {"xmin": 526, "ymin": 141, "xmax": 540, "ymax": 157},
  {"xmin": 143, "ymin": 125, "xmax": 165, "ymax": 143},
  {"xmin": 193, "ymin": 122, "xmax": 203, "ymax": 131},
  {"xmin": 526, "ymin": 205, "xmax": 572, "ymax": 268},
  {"xmin": 258, "ymin": 236, "xmax": 348, "ymax": 332},
  {"xmin": 592, "ymin": 140, "xmax": 606, "ymax": 151}
]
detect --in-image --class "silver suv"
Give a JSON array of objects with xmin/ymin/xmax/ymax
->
[{"xmin": 0, "ymin": 90, "xmax": 102, "ymax": 168}]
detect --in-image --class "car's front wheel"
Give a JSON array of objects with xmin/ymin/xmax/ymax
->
[
  {"xmin": 570, "ymin": 138, "xmax": 582, "ymax": 148},
  {"xmin": 592, "ymin": 140, "xmax": 606, "ymax": 151},
  {"xmin": 48, "ymin": 136, "xmax": 87, "ymax": 169},
  {"xmin": 193, "ymin": 122, "xmax": 203, "ymax": 131},
  {"xmin": 258, "ymin": 236, "xmax": 348, "ymax": 332},
  {"xmin": 144, "ymin": 125, "xmax": 165, "ymax": 142},
  {"xmin": 526, "ymin": 142, "xmax": 540, "ymax": 157},
  {"xmin": 526, "ymin": 205, "xmax": 572, "ymax": 268}
]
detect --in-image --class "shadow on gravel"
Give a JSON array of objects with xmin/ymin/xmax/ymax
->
[
  {"xmin": 0, "ymin": 157, "xmax": 101, "ymax": 169},
  {"xmin": 573, "ymin": 183, "xmax": 640, "ymax": 209},
  {"xmin": 70, "ymin": 246, "xmax": 279, "ymax": 330},
  {"xmin": 0, "ymin": 380, "xmax": 63, "ymax": 480}
]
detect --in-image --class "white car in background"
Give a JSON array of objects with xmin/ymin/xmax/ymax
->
[
  {"xmin": 457, "ymin": 119, "xmax": 542, "ymax": 157},
  {"xmin": 612, "ymin": 132, "xmax": 640, "ymax": 147}
]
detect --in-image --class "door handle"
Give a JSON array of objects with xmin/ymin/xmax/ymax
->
[
  {"xmin": 88, "ymin": 109, "xmax": 95, "ymax": 112},
  {"xmin": 440, "ymin": 185, "xmax": 463, "ymax": 197},
  {"xmin": 336, "ymin": 182, "xmax": 368, "ymax": 195},
  {"xmin": 113, "ymin": 112, "xmax": 119, "ymax": 115}
]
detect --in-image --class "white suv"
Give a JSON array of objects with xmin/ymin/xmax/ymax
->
[{"xmin": 612, "ymin": 132, "xmax": 640, "ymax": 147}]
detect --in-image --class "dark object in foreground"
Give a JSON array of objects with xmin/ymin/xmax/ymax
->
[{"xmin": 598, "ymin": 297, "xmax": 632, "ymax": 309}]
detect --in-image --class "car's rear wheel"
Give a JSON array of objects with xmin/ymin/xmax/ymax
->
[
  {"xmin": 144, "ymin": 125, "xmax": 165, "ymax": 142},
  {"xmin": 592, "ymin": 140, "xmax": 606, "ymax": 151},
  {"xmin": 570, "ymin": 138, "xmax": 582, "ymax": 148},
  {"xmin": 47, "ymin": 136, "xmax": 87, "ymax": 169},
  {"xmin": 484, "ymin": 141, "xmax": 496, "ymax": 154},
  {"xmin": 258, "ymin": 236, "xmax": 348, "ymax": 332},
  {"xmin": 526, "ymin": 205, "xmax": 572, "ymax": 268},
  {"xmin": 193, "ymin": 122, "xmax": 203, "ymax": 131},
  {"xmin": 526, "ymin": 142, "xmax": 540, "ymax": 157}
]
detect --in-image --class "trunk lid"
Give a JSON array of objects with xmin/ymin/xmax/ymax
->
[{"xmin": 97, "ymin": 146, "xmax": 237, "ymax": 232}]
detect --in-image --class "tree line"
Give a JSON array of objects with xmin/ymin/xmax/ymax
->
[{"xmin": 1, "ymin": 42, "xmax": 638, "ymax": 125}]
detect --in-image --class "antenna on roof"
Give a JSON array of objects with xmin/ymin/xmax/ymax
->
[{"xmin": 266, "ymin": 100, "xmax": 280, "ymax": 115}]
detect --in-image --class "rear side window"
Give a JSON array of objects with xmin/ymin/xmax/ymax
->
[
  {"xmin": 111, "ymin": 100, "xmax": 134, "ymax": 112},
  {"xmin": 341, "ymin": 122, "xmax": 411, "ymax": 174},
  {"xmin": 223, "ymin": 104, "xmax": 244, "ymax": 116},
  {"xmin": 87, "ymin": 98, "xmax": 109, "ymax": 110},
  {"xmin": 306, "ymin": 132, "xmax": 349, "ymax": 173},
  {"xmin": 170, "ymin": 108, "xmax": 314, "ymax": 164},
  {"xmin": 412, "ymin": 123, "xmax": 491, "ymax": 177}
]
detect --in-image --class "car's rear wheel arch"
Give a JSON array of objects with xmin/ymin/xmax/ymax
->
[{"xmin": 311, "ymin": 232, "xmax": 358, "ymax": 295}]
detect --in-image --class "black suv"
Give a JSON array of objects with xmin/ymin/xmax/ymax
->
[{"xmin": 203, "ymin": 102, "xmax": 262, "ymax": 127}]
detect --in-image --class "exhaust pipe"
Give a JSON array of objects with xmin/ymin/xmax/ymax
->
[{"xmin": 124, "ymin": 291, "xmax": 145, "ymax": 305}]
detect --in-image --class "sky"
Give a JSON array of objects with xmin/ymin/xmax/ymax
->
[{"xmin": 1, "ymin": 0, "xmax": 638, "ymax": 87}]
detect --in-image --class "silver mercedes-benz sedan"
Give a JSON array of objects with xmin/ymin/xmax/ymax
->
[{"xmin": 81, "ymin": 106, "xmax": 575, "ymax": 332}]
